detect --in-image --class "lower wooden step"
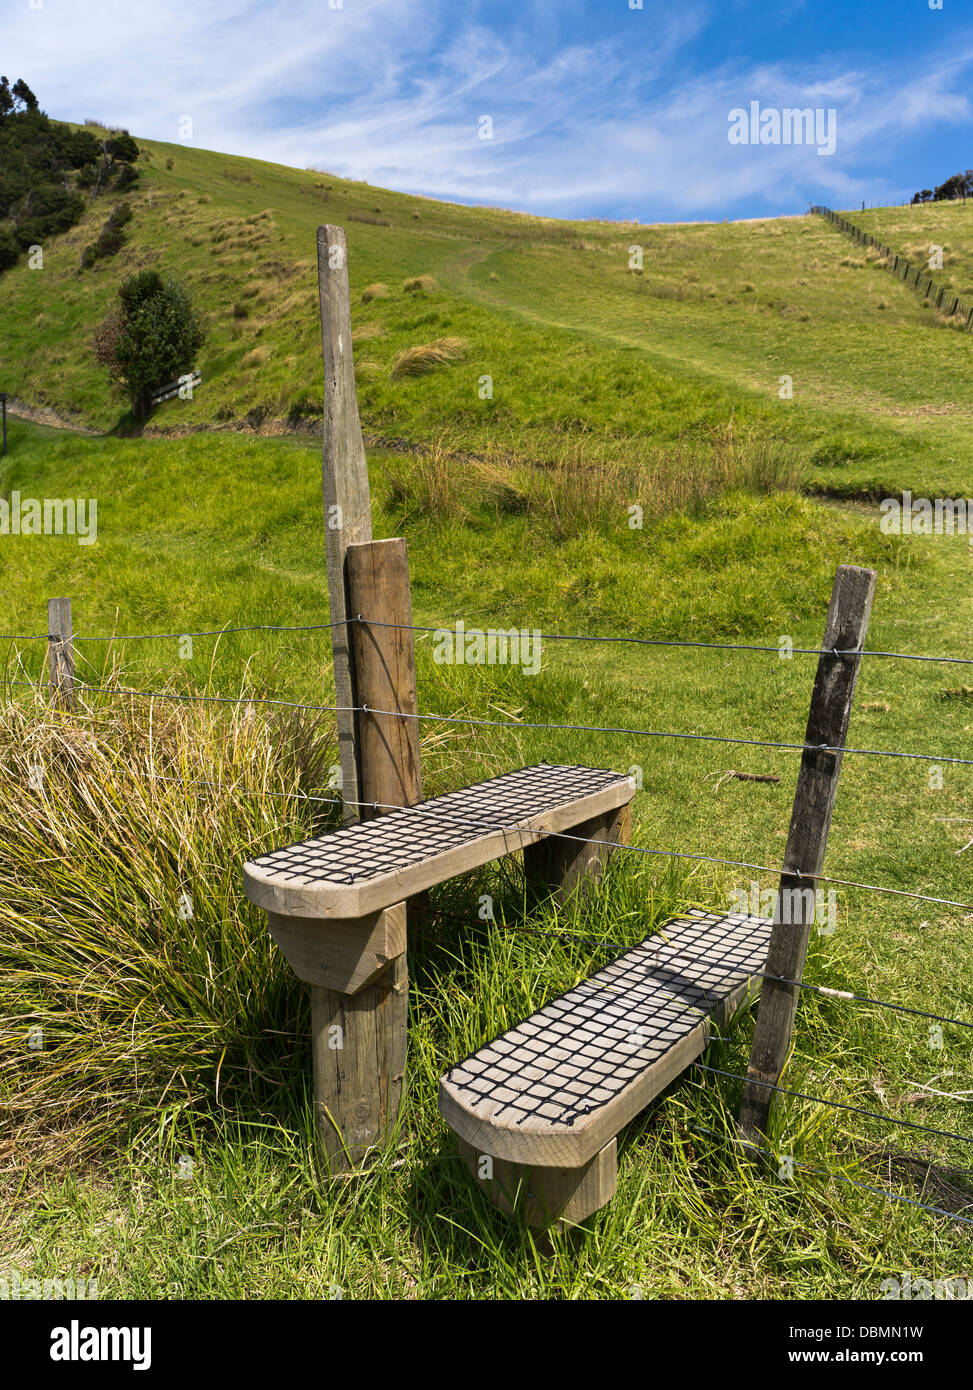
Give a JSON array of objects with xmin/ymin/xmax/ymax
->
[{"xmin": 440, "ymin": 909, "xmax": 772, "ymax": 1174}]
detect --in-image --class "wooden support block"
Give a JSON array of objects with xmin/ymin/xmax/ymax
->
[
  {"xmin": 346, "ymin": 538, "xmax": 422, "ymax": 817},
  {"xmin": 524, "ymin": 802, "xmax": 631, "ymax": 906},
  {"xmin": 456, "ymin": 1136, "xmax": 617, "ymax": 1229},
  {"xmin": 268, "ymin": 902, "xmax": 406, "ymax": 993},
  {"xmin": 311, "ymin": 956, "xmax": 408, "ymax": 1170}
]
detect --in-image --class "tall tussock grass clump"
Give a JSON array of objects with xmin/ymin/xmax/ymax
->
[
  {"xmin": 403, "ymin": 274, "xmax": 438, "ymax": 294},
  {"xmin": 384, "ymin": 420, "xmax": 798, "ymax": 538},
  {"xmin": 0, "ymin": 688, "xmax": 339, "ymax": 1168},
  {"xmin": 390, "ymin": 337, "xmax": 468, "ymax": 380},
  {"xmin": 383, "ymin": 436, "xmax": 525, "ymax": 524}
]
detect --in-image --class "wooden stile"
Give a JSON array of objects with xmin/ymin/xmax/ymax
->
[{"xmin": 738, "ymin": 564, "xmax": 876, "ymax": 1143}]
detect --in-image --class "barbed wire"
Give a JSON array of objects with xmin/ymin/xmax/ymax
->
[
  {"xmin": 0, "ymin": 618, "xmax": 348, "ymax": 643},
  {"xmin": 2, "ymin": 702, "xmax": 968, "ymax": 912},
  {"xmin": 282, "ymin": 788, "xmax": 973, "ymax": 912},
  {"xmin": 420, "ymin": 906, "xmax": 973, "ymax": 1034},
  {"xmin": 694, "ymin": 1063, "xmax": 973, "ymax": 1149},
  {"xmin": 357, "ymin": 616, "xmax": 973, "ymax": 667},
  {"xmin": 1, "ymin": 611, "xmax": 970, "ymax": 666},
  {"xmin": 358, "ymin": 702, "xmax": 973, "ymax": 767},
  {"xmin": 688, "ymin": 1123, "xmax": 973, "ymax": 1227},
  {"xmin": 1, "ymin": 679, "xmax": 342, "ymax": 716},
  {"xmin": 8, "ymin": 678, "xmax": 972, "ymax": 772}
]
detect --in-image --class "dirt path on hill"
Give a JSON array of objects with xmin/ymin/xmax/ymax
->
[{"xmin": 6, "ymin": 398, "xmax": 101, "ymax": 435}]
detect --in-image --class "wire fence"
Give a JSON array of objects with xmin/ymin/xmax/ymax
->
[
  {"xmin": 2, "ymin": 601, "xmax": 971, "ymax": 1229},
  {"xmin": 4, "ymin": 610, "xmax": 973, "ymax": 662},
  {"xmin": 688, "ymin": 1123, "xmax": 973, "ymax": 1228},
  {"xmin": 811, "ymin": 204, "xmax": 973, "ymax": 331}
]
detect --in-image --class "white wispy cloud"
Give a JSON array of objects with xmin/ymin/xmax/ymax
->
[{"xmin": 4, "ymin": 0, "xmax": 972, "ymax": 217}]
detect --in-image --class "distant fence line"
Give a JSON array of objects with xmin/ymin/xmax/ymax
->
[{"xmin": 810, "ymin": 205, "xmax": 973, "ymax": 333}]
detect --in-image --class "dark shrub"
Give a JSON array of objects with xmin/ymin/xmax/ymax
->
[
  {"xmin": 0, "ymin": 225, "xmax": 19, "ymax": 271},
  {"xmin": 64, "ymin": 129, "xmax": 102, "ymax": 168},
  {"xmin": 96, "ymin": 271, "xmax": 205, "ymax": 417},
  {"xmin": 113, "ymin": 162, "xmax": 139, "ymax": 191},
  {"xmin": 104, "ymin": 131, "xmax": 139, "ymax": 163},
  {"xmin": 80, "ymin": 202, "xmax": 133, "ymax": 267}
]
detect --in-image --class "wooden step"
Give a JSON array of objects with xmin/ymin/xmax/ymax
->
[
  {"xmin": 439, "ymin": 909, "xmax": 772, "ymax": 1171},
  {"xmin": 243, "ymin": 763, "xmax": 636, "ymax": 919}
]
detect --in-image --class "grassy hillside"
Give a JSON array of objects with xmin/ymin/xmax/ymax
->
[
  {"xmin": 1, "ymin": 135, "xmax": 972, "ymax": 1300},
  {"xmin": 856, "ymin": 199, "xmax": 973, "ymax": 304},
  {"xmin": 0, "ymin": 130, "xmax": 971, "ymax": 503}
]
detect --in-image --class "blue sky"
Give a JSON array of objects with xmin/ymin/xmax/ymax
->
[{"xmin": 7, "ymin": 0, "xmax": 972, "ymax": 221}]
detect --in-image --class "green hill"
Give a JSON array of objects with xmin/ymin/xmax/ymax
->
[
  {"xmin": 856, "ymin": 198, "xmax": 973, "ymax": 305},
  {"xmin": 1, "ymin": 128, "xmax": 971, "ymax": 503},
  {"xmin": 2, "ymin": 132, "xmax": 972, "ymax": 1299}
]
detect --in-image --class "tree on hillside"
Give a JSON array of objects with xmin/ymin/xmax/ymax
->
[
  {"xmin": 0, "ymin": 78, "xmax": 141, "ymax": 273},
  {"xmin": 912, "ymin": 170, "xmax": 972, "ymax": 204},
  {"xmin": 933, "ymin": 171, "xmax": 972, "ymax": 202},
  {"xmin": 0, "ymin": 76, "xmax": 38, "ymax": 120},
  {"xmin": 11, "ymin": 79, "xmax": 38, "ymax": 113},
  {"xmin": 94, "ymin": 270, "xmax": 206, "ymax": 419}
]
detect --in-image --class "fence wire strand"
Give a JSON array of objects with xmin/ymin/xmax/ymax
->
[
  {"xmin": 357, "ymin": 702, "xmax": 973, "ymax": 767},
  {"xmin": 420, "ymin": 905, "xmax": 973, "ymax": 1035},
  {"xmin": 695, "ymin": 1063, "xmax": 973, "ymax": 1149},
  {"xmin": 2, "ymin": 611, "xmax": 971, "ymax": 666},
  {"xmin": 689, "ymin": 1123, "xmax": 973, "ymax": 1228}
]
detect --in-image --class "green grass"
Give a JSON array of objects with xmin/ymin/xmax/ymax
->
[
  {"xmin": 855, "ymin": 199, "xmax": 973, "ymax": 306},
  {"xmin": 0, "ymin": 129, "xmax": 971, "ymax": 503},
  {"xmin": 1, "ymin": 133, "xmax": 972, "ymax": 1299},
  {"xmin": 2, "ymin": 413, "xmax": 971, "ymax": 1297}
]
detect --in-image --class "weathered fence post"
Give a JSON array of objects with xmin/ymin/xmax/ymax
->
[
  {"xmin": 738, "ymin": 564, "xmax": 876, "ymax": 1144},
  {"xmin": 305, "ymin": 539, "xmax": 420, "ymax": 1169},
  {"xmin": 47, "ymin": 597, "xmax": 75, "ymax": 710},
  {"xmin": 318, "ymin": 223, "xmax": 372, "ymax": 822}
]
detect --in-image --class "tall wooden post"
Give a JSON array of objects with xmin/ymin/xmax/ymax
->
[
  {"xmin": 310, "ymin": 231, "xmax": 423, "ymax": 1170},
  {"xmin": 738, "ymin": 565, "xmax": 875, "ymax": 1144},
  {"xmin": 318, "ymin": 224, "xmax": 372, "ymax": 822},
  {"xmin": 47, "ymin": 597, "xmax": 75, "ymax": 710}
]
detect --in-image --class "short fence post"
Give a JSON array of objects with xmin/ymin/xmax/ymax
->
[
  {"xmin": 738, "ymin": 564, "xmax": 876, "ymax": 1145},
  {"xmin": 47, "ymin": 597, "xmax": 75, "ymax": 710},
  {"xmin": 346, "ymin": 538, "xmax": 422, "ymax": 818},
  {"xmin": 307, "ymin": 537, "xmax": 421, "ymax": 1169}
]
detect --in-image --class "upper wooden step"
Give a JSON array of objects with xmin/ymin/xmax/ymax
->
[
  {"xmin": 439, "ymin": 908, "xmax": 772, "ymax": 1168},
  {"xmin": 243, "ymin": 762, "xmax": 636, "ymax": 920}
]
